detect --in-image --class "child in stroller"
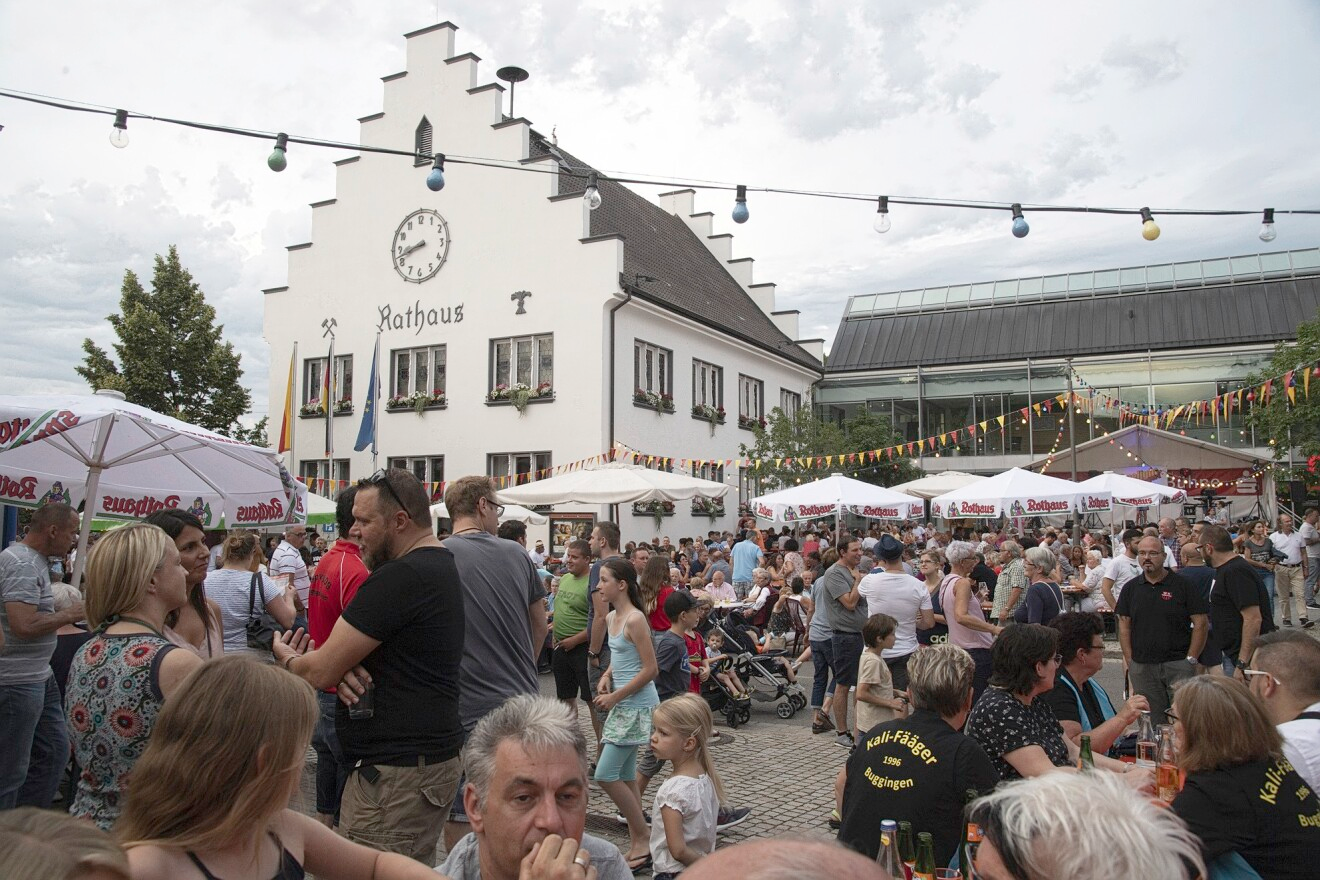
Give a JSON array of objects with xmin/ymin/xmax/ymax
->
[{"xmin": 712, "ymin": 610, "xmax": 807, "ymax": 720}]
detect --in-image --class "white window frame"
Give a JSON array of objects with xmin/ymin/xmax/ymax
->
[
  {"xmin": 387, "ymin": 455, "xmax": 445, "ymax": 484},
  {"xmin": 491, "ymin": 334, "xmax": 554, "ymax": 391},
  {"xmin": 780, "ymin": 389, "xmax": 802, "ymax": 419},
  {"xmin": 692, "ymin": 359, "xmax": 723, "ymax": 409},
  {"xmin": 487, "ymin": 452, "xmax": 553, "ymax": 483},
  {"xmin": 391, "ymin": 344, "xmax": 447, "ymax": 398},
  {"xmin": 303, "ymin": 356, "xmax": 352, "ymax": 407},
  {"xmin": 691, "ymin": 462, "xmax": 725, "ymax": 483},
  {"xmin": 299, "ymin": 459, "xmax": 350, "ymax": 484},
  {"xmin": 738, "ymin": 374, "xmax": 764, "ymax": 421},
  {"xmin": 633, "ymin": 340, "xmax": 673, "ymax": 397}
]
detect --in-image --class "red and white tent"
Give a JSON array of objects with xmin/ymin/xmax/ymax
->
[{"xmin": 931, "ymin": 467, "xmax": 1110, "ymax": 520}]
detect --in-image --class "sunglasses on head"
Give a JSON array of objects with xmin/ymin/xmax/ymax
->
[{"xmin": 362, "ymin": 469, "xmax": 410, "ymax": 519}]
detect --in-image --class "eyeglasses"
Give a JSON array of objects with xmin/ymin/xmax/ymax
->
[
  {"xmin": 481, "ymin": 496, "xmax": 506, "ymax": 518},
  {"xmin": 362, "ymin": 469, "xmax": 410, "ymax": 519},
  {"xmin": 1242, "ymin": 668, "xmax": 1282, "ymax": 686},
  {"xmin": 1164, "ymin": 708, "xmax": 1179, "ymax": 723},
  {"xmin": 1085, "ymin": 642, "xmax": 1105, "ymax": 652}
]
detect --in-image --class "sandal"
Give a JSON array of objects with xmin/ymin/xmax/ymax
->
[
  {"xmin": 811, "ymin": 715, "xmax": 835, "ymax": 734},
  {"xmin": 628, "ymin": 854, "xmax": 653, "ymax": 874}
]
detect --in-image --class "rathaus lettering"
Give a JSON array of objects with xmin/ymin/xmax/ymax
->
[{"xmin": 378, "ymin": 302, "xmax": 465, "ymax": 335}]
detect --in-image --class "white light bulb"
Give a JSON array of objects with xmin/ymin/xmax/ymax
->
[
  {"xmin": 109, "ymin": 127, "xmax": 129, "ymax": 149},
  {"xmin": 1259, "ymin": 221, "xmax": 1277, "ymax": 242}
]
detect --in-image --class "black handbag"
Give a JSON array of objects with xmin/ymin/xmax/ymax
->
[{"xmin": 246, "ymin": 571, "xmax": 282, "ymax": 651}]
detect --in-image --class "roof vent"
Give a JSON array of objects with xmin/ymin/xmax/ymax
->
[{"xmin": 94, "ymin": 389, "xmax": 127, "ymax": 400}]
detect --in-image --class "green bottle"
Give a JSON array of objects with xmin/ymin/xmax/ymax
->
[
  {"xmin": 913, "ymin": 832, "xmax": 937, "ymax": 880},
  {"xmin": 1078, "ymin": 734, "xmax": 1095, "ymax": 771},
  {"xmin": 897, "ymin": 821, "xmax": 916, "ymax": 877},
  {"xmin": 959, "ymin": 788, "xmax": 982, "ymax": 875}
]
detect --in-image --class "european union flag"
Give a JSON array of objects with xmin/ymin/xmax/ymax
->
[{"xmin": 354, "ymin": 334, "xmax": 379, "ymax": 453}]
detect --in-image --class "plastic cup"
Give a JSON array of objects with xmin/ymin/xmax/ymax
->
[
  {"xmin": 347, "ymin": 680, "xmax": 375, "ymax": 720},
  {"xmin": 935, "ymin": 870, "xmax": 963, "ymax": 879}
]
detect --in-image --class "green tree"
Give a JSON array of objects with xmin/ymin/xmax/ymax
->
[
  {"xmin": 231, "ymin": 416, "xmax": 270, "ymax": 448},
  {"xmin": 1245, "ymin": 310, "xmax": 1320, "ymax": 469},
  {"xmin": 739, "ymin": 405, "xmax": 921, "ymax": 493},
  {"xmin": 77, "ymin": 246, "xmax": 251, "ymax": 434}
]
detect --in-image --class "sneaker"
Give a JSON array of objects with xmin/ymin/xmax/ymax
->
[
  {"xmin": 836, "ymin": 731, "xmax": 855, "ymax": 749},
  {"xmin": 1307, "ymin": 602, "xmax": 1320, "ymax": 610},
  {"xmin": 1304, "ymin": 619, "xmax": 1316, "ymax": 630},
  {"xmin": 1283, "ymin": 619, "xmax": 1294, "ymax": 626},
  {"xmin": 716, "ymin": 806, "xmax": 751, "ymax": 831},
  {"xmin": 811, "ymin": 715, "xmax": 835, "ymax": 734},
  {"xmin": 615, "ymin": 810, "xmax": 652, "ymax": 825},
  {"xmin": 827, "ymin": 808, "xmax": 842, "ymax": 830}
]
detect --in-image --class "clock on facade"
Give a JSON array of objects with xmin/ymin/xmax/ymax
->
[{"xmin": 391, "ymin": 209, "xmax": 451, "ymax": 282}]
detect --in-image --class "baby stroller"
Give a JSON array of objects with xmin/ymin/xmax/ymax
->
[
  {"xmin": 714, "ymin": 611, "xmax": 808, "ymax": 720},
  {"xmin": 701, "ymin": 659, "xmax": 753, "ymax": 729}
]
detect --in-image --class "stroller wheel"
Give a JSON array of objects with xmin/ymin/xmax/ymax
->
[
  {"xmin": 726, "ymin": 712, "xmax": 741, "ymax": 729},
  {"xmin": 790, "ymin": 693, "xmax": 807, "ymax": 711},
  {"xmin": 739, "ymin": 707, "xmax": 751, "ymax": 724},
  {"xmin": 776, "ymin": 701, "xmax": 795, "ymax": 719}
]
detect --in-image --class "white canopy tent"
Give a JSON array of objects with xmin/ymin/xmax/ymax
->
[
  {"xmin": 891, "ymin": 470, "xmax": 987, "ymax": 500},
  {"xmin": 931, "ymin": 467, "xmax": 1111, "ymax": 520},
  {"xmin": 429, "ymin": 501, "xmax": 548, "ymax": 530},
  {"xmin": 0, "ymin": 391, "xmax": 305, "ymax": 588},
  {"xmin": 494, "ymin": 461, "xmax": 728, "ymax": 506},
  {"xmin": 1074, "ymin": 471, "xmax": 1186, "ymax": 508},
  {"xmin": 750, "ymin": 473, "xmax": 924, "ymax": 525}
]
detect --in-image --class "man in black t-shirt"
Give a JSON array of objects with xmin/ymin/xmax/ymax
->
[
  {"xmin": 1202, "ymin": 525, "xmax": 1276, "ymax": 679},
  {"xmin": 274, "ymin": 468, "xmax": 464, "ymax": 863},
  {"xmin": 837, "ymin": 643, "xmax": 997, "ymax": 866},
  {"xmin": 1116, "ymin": 537, "xmax": 1208, "ymax": 723}
]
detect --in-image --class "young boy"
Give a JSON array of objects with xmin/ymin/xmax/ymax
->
[
  {"xmin": 855, "ymin": 612, "xmax": 908, "ymax": 740},
  {"xmin": 639, "ymin": 590, "xmax": 707, "ymax": 798}
]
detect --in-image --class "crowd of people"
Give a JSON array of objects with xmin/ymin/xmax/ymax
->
[{"xmin": 2, "ymin": 481, "xmax": 1320, "ymax": 879}]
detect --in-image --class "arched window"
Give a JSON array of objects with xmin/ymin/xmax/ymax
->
[{"xmin": 415, "ymin": 116, "xmax": 432, "ymax": 166}]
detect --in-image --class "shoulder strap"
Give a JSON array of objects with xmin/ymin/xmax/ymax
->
[
  {"xmin": 249, "ymin": 571, "xmax": 266, "ymax": 614},
  {"xmin": 185, "ymin": 852, "xmax": 224, "ymax": 880}
]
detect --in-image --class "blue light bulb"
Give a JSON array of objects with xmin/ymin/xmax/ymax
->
[
  {"xmin": 1012, "ymin": 216, "xmax": 1029, "ymax": 238},
  {"xmin": 732, "ymin": 184, "xmax": 749, "ymax": 224},
  {"xmin": 426, "ymin": 153, "xmax": 446, "ymax": 192}
]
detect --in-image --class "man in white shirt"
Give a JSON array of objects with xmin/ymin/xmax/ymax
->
[
  {"xmin": 1249, "ymin": 630, "xmax": 1320, "ymax": 791},
  {"xmin": 528, "ymin": 539, "xmax": 548, "ymax": 567},
  {"xmin": 1300, "ymin": 507, "xmax": 1320, "ymax": 611},
  {"xmin": 1101, "ymin": 528, "xmax": 1144, "ymax": 611},
  {"xmin": 269, "ymin": 525, "xmax": 310, "ymax": 626},
  {"xmin": 857, "ymin": 535, "xmax": 934, "ymax": 690},
  {"xmin": 1270, "ymin": 514, "xmax": 1312, "ymax": 628}
]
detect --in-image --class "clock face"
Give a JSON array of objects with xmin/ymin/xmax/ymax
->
[{"xmin": 391, "ymin": 209, "xmax": 450, "ymax": 282}]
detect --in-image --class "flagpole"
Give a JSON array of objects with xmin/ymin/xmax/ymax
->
[
  {"xmin": 371, "ymin": 333, "xmax": 380, "ymax": 471},
  {"xmin": 287, "ymin": 342, "xmax": 297, "ymax": 473},
  {"xmin": 326, "ymin": 334, "xmax": 335, "ymax": 484}
]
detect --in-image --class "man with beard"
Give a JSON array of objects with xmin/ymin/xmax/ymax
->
[{"xmin": 274, "ymin": 468, "xmax": 464, "ymax": 864}]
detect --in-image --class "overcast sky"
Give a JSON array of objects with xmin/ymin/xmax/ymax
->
[{"xmin": 3, "ymin": 1, "xmax": 1319, "ymax": 423}]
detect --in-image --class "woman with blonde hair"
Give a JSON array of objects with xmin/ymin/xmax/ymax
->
[
  {"xmin": 1169, "ymin": 676, "xmax": 1320, "ymax": 877},
  {"xmin": 0, "ymin": 806, "xmax": 130, "ymax": 880},
  {"xmin": 65, "ymin": 523, "xmax": 204, "ymax": 830},
  {"xmin": 208, "ymin": 531, "xmax": 295, "ymax": 656},
  {"xmin": 119, "ymin": 656, "xmax": 451, "ymax": 880}
]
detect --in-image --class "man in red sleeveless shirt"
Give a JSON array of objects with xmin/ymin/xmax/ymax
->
[{"xmin": 306, "ymin": 485, "xmax": 368, "ymax": 827}]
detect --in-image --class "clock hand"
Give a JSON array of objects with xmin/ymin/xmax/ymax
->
[{"xmin": 402, "ymin": 239, "xmax": 427, "ymax": 257}]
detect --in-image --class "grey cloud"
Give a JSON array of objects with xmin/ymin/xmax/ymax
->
[
  {"xmin": 1053, "ymin": 64, "xmax": 1104, "ymax": 100},
  {"xmin": 212, "ymin": 165, "xmax": 252, "ymax": 211},
  {"xmin": 1101, "ymin": 37, "xmax": 1185, "ymax": 86}
]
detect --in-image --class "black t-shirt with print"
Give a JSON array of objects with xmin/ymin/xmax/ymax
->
[
  {"xmin": 965, "ymin": 687, "xmax": 1070, "ymax": 781},
  {"xmin": 1172, "ymin": 757, "xmax": 1320, "ymax": 879},
  {"xmin": 1210, "ymin": 556, "xmax": 1275, "ymax": 659},
  {"xmin": 338, "ymin": 547, "xmax": 465, "ymax": 764},
  {"xmin": 1114, "ymin": 569, "xmax": 1209, "ymax": 663},
  {"xmin": 838, "ymin": 709, "xmax": 998, "ymax": 867}
]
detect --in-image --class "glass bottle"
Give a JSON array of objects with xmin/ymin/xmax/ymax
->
[
  {"xmin": 1078, "ymin": 734, "xmax": 1095, "ymax": 771},
  {"xmin": 912, "ymin": 832, "xmax": 938, "ymax": 880},
  {"xmin": 1157, "ymin": 728, "xmax": 1180, "ymax": 803},
  {"xmin": 959, "ymin": 789, "xmax": 982, "ymax": 875},
  {"xmin": 877, "ymin": 819, "xmax": 903, "ymax": 877},
  {"xmin": 1135, "ymin": 711, "xmax": 1157, "ymax": 769},
  {"xmin": 897, "ymin": 820, "xmax": 916, "ymax": 879}
]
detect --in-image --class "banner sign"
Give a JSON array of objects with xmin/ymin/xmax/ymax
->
[{"xmin": 0, "ymin": 471, "xmax": 85, "ymax": 510}]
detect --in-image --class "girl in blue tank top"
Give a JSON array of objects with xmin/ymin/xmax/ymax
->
[{"xmin": 593, "ymin": 557, "xmax": 659, "ymax": 872}]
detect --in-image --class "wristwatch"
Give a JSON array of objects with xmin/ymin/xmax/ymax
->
[
  {"xmin": 1185, "ymin": 656, "xmax": 1197, "ymax": 665},
  {"xmin": 587, "ymin": 650, "xmax": 599, "ymax": 659},
  {"xmin": 1234, "ymin": 658, "xmax": 1249, "ymax": 670}
]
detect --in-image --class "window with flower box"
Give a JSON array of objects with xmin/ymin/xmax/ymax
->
[
  {"xmin": 389, "ymin": 345, "xmax": 446, "ymax": 410},
  {"xmin": 633, "ymin": 340, "xmax": 674, "ymax": 412},
  {"xmin": 489, "ymin": 335, "xmax": 554, "ymax": 403},
  {"xmin": 387, "ymin": 455, "xmax": 444, "ymax": 485},
  {"xmin": 301, "ymin": 355, "xmax": 353, "ymax": 415},
  {"xmin": 691, "ymin": 359, "xmax": 725, "ymax": 423},
  {"xmin": 738, "ymin": 374, "xmax": 764, "ymax": 429}
]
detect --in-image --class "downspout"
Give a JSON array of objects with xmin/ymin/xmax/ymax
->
[{"xmin": 607, "ymin": 283, "xmax": 634, "ymax": 453}]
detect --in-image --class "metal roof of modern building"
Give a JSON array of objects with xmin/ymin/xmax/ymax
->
[
  {"xmin": 827, "ymin": 248, "xmax": 1320, "ymax": 373},
  {"xmin": 530, "ymin": 135, "xmax": 822, "ymax": 372}
]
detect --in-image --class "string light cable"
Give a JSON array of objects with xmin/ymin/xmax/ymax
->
[{"xmin": 4, "ymin": 87, "xmax": 1320, "ymax": 238}]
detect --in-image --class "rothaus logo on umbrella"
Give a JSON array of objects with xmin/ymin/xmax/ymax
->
[{"xmin": 0, "ymin": 409, "xmax": 82, "ymax": 450}]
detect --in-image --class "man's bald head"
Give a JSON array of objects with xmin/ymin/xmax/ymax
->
[{"xmin": 683, "ymin": 839, "xmax": 892, "ymax": 880}]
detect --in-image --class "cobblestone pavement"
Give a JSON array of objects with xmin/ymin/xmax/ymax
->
[{"xmin": 293, "ymin": 651, "xmax": 1143, "ymax": 873}]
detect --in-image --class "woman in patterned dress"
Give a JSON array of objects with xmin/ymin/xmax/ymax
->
[{"xmin": 64, "ymin": 523, "xmax": 203, "ymax": 829}]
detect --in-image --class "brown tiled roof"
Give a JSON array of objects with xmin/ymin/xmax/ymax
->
[{"xmin": 530, "ymin": 135, "xmax": 821, "ymax": 372}]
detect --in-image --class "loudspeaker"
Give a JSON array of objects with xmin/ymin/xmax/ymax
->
[{"xmin": 1290, "ymin": 480, "xmax": 1308, "ymax": 509}]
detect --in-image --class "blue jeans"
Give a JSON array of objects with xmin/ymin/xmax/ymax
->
[
  {"xmin": 809, "ymin": 637, "xmax": 835, "ymax": 709},
  {"xmin": 0, "ymin": 675, "xmax": 68, "ymax": 809},
  {"xmin": 1260, "ymin": 572, "xmax": 1276, "ymax": 609},
  {"xmin": 1305, "ymin": 563, "xmax": 1318, "ymax": 605},
  {"xmin": 312, "ymin": 690, "xmax": 348, "ymax": 817}
]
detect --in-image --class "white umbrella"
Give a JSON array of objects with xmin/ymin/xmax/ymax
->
[
  {"xmin": 931, "ymin": 467, "xmax": 1110, "ymax": 520},
  {"xmin": 891, "ymin": 470, "xmax": 987, "ymax": 500},
  {"xmin": 750, "ymin": 473, "xmax": 923, "ymax": 523},
  {"xmin": 0, "ymin": 391, "xmax": 305, "ymax": 587},
  {"xmin": 429, "ymin": 501, "xmax": 548, "ymax": 528},
  {"xmin": 494, "ymin": 461, "xmax": 728, "ymax": 506},
  {"xmin": 1074, "ymin": 471, "xmax": 1186, "ymax": 507}
]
